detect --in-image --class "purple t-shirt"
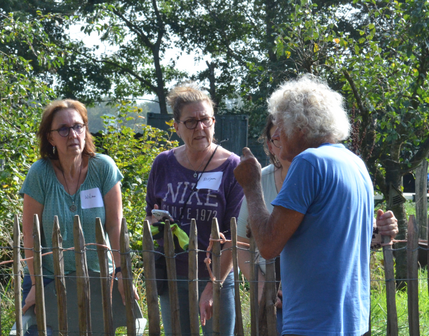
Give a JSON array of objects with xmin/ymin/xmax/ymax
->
[{"xmin": 146, "ymin": 148, "xmax": 244, "ymax": 278}]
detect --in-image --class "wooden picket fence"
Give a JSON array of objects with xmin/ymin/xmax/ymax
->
[
  {"xmin": 4, "ymin": 213, "xmax": 429, "ymax": 335},
  {"xmin": 8, "ymin": 214, "xmax": 143, "ymax": 336},
  {"xmin": 141, "ymin": 217, "xmax": 279, "ymax": 336},
  {"xmin": 379, "ymin": 214, "xmax": 426, "ymax": 336}
]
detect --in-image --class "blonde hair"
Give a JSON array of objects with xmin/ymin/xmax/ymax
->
[{"xmin": 167, "ymin": 82, "xmax": 215, "ymax": 121}]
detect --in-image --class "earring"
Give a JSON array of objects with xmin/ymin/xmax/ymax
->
[{"xmin": 53, "ymin": 146, "xmax": 56, "ymax": 155}]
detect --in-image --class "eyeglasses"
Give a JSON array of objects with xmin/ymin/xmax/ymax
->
[
  {"xmin": 50, "ymin": 124, "xmax": 86, "ymax": 137},
  {"xmin": 270, "ymin": 138, "xmax": 281, "ymax": 148},
  {"xmin": 179, "ymin": 117, "xmax": 215, "ymax": 130}
]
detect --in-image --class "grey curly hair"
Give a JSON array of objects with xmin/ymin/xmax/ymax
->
[{"xmin": 268, "ymin": 75, "xmax": 350, "ymax": 143}]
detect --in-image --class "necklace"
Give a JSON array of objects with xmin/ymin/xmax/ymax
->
[
  {"xmin": 185, "ymin": 146, "xmax": 213, "ymax": 178},
  {"xmin": 60, "ymin": 161, "xmax": 83, "ymax": 212}
]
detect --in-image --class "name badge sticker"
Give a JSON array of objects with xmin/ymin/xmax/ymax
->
[
  {"xmin": 81, "ymin": 187, "xmax": 104, "ymax": 209},
  {"xmin": 196, "ymin": 172, "xmax": 223, "ymax": 191}
]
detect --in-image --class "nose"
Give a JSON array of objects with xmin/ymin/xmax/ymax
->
[
  {"xmin": 195, "ymin": 120, "xmax": 205, "ymax": 130},
  {"xmin": 69, "ymin": 127, "xmax": 79, "ymax": 138}
]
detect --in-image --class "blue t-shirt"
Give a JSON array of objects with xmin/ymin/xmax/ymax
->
[
  {"xmin": 20, "ymin": 153, "xmax": 123, "ymax": 277},
  {"xmin": 272, "ymin": 143, "xmax": 374, "ymax": 336}
]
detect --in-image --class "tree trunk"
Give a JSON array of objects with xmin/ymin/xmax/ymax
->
[
  {"xmin": 153, "ymin": 47, "xmax": 168, "ymax": 115},
  {"xmin": 206, "ymin": 61, "xmax": 218, "ymax": 114}
]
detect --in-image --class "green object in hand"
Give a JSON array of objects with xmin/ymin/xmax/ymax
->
[{"xmin": 150, "ymin": 221, "xmax": 189, "ymax": 251}]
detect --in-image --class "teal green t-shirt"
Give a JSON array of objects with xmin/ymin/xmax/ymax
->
[{"xmin": 20, "ymin": 153, "xmax": 123, "ymax": 277}]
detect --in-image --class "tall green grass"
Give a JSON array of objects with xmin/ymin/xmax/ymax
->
[{"xmin": 370, "ymin": 248, "xmax": 429, "ymax": 335}]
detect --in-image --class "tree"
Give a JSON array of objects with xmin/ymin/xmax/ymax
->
[
  {"xmin": 275, "ymin": 0, "xmax": 429, "ymax": 282},
  {"xmin": 0, "ymin": 11, "xmax": 64, "ymax": 260},
  {"xmin": 96, "ymin": 103, "xmax": 178, "ymax": 251},
  {"xmin": 52, "ymin": 0, "xmax": 187, "ymax": 112}
]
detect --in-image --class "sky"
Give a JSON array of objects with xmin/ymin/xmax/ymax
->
[{"xmin": 69, "ymin": 23, "xmax": 208, "ymax": 77}]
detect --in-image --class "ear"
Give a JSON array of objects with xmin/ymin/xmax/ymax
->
[
  {"xmin": 174, "ymin": 121, "xmax": 180, "ymax": 138},
  {"xmin": 48, "ymin": 133, "xmax": 55, "ymax": 147}
]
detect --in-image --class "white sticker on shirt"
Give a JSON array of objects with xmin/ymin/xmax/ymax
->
[
  {"xmin": 196, "ymin": 172, "xmax": 223, "ymax": 191},
  {"xmin": 81, "ymin": 187, "xmax": 104, "ymax": 209}
]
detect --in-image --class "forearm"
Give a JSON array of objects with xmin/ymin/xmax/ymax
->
[
  {"xmin": 219, "ymin": 241, "xmax": 233, "ymax": 283},
  {"xmin": 202, "ymin": 241, "xmax": 234, "ymax": 293},
  {"xmin": 23, "ymin": 235, "xmax": 35, "ymax": 284},
  {"xmin": 22, "ymin": 194, "xmax": 43, "ymax": 285},
  {"xmin": 106, "ymin": 224, "xmax": 122, "ymax": 270},
  {"xmin": 243, "ymin": 186, "xmax": 272, "ymax": 253}
]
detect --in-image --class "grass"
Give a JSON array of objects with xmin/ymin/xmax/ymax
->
[
  {"xmin": 370, "ymin": 267, "xmax": 429, "ymax": 335},
  {"xmin": 369, "ymin": 246, "xmax": 429, "ymax": 335}
]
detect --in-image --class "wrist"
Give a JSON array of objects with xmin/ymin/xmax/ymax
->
[{"xmin": 114, "ymin": 266, "xmax": 122, "ymax": 277}]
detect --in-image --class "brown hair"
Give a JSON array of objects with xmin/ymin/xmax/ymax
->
[
  {"xmin": 259, "ymin": 114, "xmax": 281, "ymax": 168},
  {"xmin": 167, "ymin": 82, "xmax": 215, "ymax": 121},
  {"xmin": 37, "ymin": 99, "xmax": 96, "ymax": 159}
]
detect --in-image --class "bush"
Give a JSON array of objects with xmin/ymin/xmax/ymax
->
[
  {"xmin": 0, "ymin": 12, "xmax": 63, "ymax": 266},
  {"xmin": 95, "ymin": 102, "xmax": 178, "ymax": 256}
]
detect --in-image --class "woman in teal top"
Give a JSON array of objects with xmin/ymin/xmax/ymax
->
[{"xmin": 20, "ymin": 99, "xmax": 137, "ymax": 316}]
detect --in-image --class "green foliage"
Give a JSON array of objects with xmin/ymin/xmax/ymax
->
[
  {"xmin": 54, "ymin": 0, "xmax": 187, "ymax": 111},
  {"xmin": 268, "ymin": 0, "xmax": 429, "ymax": 280},
  {"xmin": 0, "ymin": 278, "xmax": 16, "ymax": 335},
  {"xmin": 95, "ymin": 101, "xmax": 178, "ymax": 253},
  {"xmin": 0, "ymin": 12, "xmax": 64, "ymax": 261}
]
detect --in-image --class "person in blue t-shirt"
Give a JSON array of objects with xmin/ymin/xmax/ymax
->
[
  {"xmin": 234, "ymin": 75, "xmax": 376, "ymax": 336},
  {"xmin": 237, "ymin": 114, "xmax": 398, "ymax": 335}
]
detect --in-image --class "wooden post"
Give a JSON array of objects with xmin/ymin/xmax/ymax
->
[
  {"xmin": 13, "ymin": 215, "xmax": 22, "ymax": 336},
  {"xmin": 120, "ymin": 217, "xmax": 136, "ymax": 335},
  {"xmin": 33, "ymin": 214, "xmax": 47, "ymax": 335},
  {"xmin": 382, "ymin": 233, "xmax": 398, "ymax": 336},
  {"xmin": 230, "ymin": 217, "xmax": 244, "ymax": 336},
  {"xmin": 164, "ymin": 220, "xmax": 181, "ymax": 334},
  {"xmin": 407, "ymin": 215, "xmax": 420, "ymax": 335},
  {"xmin": 249, "ymin": 237, "xmax": 258, "ymax": 336},
  {"xmin": 188, "ymin": 219, "xmax": 199, "ymax": 336},
  {"xmin": 52, "ymin": 216, "xmax": 68, "ymax": 335},
  {"xmin": 142, "ymin": 220, "xmax": 161, "ymax": 335},
  {"xmin": 415, "ymin": 159, "xmax": 428, "ymax": 240},
  {"xmin": 95, "ymin": 217, "xmax": 114, "ymax": 336},
  {"xmin": 263, "ymin": 257, "xmax": 277, "ymax": 336},
  {"xmin": 211, "ymin": 218, "xmax": 221, "ymax": 336},
  {"xmin": 73, "ymin": 215, "xmax": 91, "ymax": 335}
]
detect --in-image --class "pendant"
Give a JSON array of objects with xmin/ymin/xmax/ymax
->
[
  {"xmin": 70, "ymin": 204, "xmax": 77, "ymax": 212},
  {"xmin": 193, "ymin": 172, "xmax": 198, "ymax": 178}
]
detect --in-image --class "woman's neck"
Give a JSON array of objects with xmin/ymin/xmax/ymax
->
[
  {"xmin": 57, "ymin": 155, "xmax": 84, "ymax": 178},
  {"xmin": 274, "ymin": 160, "xmax": 292, "ymax": 192},
  {"xmin": 183, "ymin": 144, "xmax": 214, "ymax": 169}
]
